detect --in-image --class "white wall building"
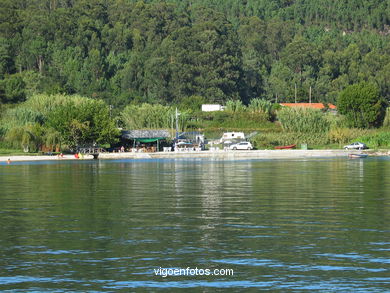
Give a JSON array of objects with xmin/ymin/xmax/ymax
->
[{"xmin": 201, "ymin": 104, "xmax": 225, "ymax": 112}]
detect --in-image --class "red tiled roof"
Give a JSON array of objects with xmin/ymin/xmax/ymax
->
[{"xmin": 280, "ymin": 103, "xmax": 337, "ymax": 109}]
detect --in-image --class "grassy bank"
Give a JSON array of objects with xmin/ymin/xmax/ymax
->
[
  {"xmin": 1, "ymin": 94, "xmax": 389, "ymax": 155},
  {"xmin": 0, "ymin": 148, "xmax": 40, "ymax": 156}
]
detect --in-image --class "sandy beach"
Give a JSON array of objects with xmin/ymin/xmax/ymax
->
[{"xmin": 1, "ymin": 149, "xmax": 388, "ymax": 163}]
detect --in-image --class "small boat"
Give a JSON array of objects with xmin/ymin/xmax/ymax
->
[
  {"xmin": 275, "ymin": 144, "xmax": 296, "ymax": 150},
  {"xmin": 348, "ymin": 153, "xmax": 368, "ymax": 159}
]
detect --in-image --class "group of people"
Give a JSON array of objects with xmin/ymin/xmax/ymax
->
[{"xmin": 74, "ymin": 152, "xmax": 84, "ymax": 159}]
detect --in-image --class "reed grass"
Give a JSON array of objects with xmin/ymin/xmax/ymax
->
[
  {"xmin": 277, "ymin": 107, "xmax": 330, "ymax": 133},
  {"xmin": 251, "ymin": 131, "xmax": 328, "ymax": 149},
  {"xmin": 225, "ymin": 99, "xmax": 246, "ymax": 113},
  {"xmin": 327, "ymin": 127, "xmax": 369, "ymax": 144},
  {"xmin": 355, "ymin": 130, "xmax": 390, "ymax": 148},
  {"xmin": 248, "ymin": 98, "xmax": 274, "ymax": 120},
  {"xmin": 120, "ymin": 103, "xmax": 189, "ymax": 130}
]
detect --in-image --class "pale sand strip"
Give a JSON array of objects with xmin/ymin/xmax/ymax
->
[
  {"xmin": 1, "ymin": 149, "xmax": 385, "ymax": 163},
  {"xmin": 99, "ymin": 149, "xmax": 364, "ymax": 160},
  {"xmin": 0, "ymin": 154, "xmax": 93, "ymax": 162}
]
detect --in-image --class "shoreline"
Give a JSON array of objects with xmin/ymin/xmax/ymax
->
[{"xmin": 1, "ymin": 149, "xmax": 389, "ymax": 163}]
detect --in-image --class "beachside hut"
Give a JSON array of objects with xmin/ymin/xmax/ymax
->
[{"xmin": 122, "ymin": 130, "xmax": 170, "ymax": 152}]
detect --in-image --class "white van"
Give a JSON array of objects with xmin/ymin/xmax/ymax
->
[{"xmin": 220, "ymin": 132, "xmax": 245, "ymax": 143}]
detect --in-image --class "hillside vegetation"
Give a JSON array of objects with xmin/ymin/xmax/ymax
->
[
  {"xmin": 1, "ymin": 0, "xmax": 390, "ymax": 153},
  {"xmin": 0, "ymin": 0, "xmax": 389, "ymax": 107}
]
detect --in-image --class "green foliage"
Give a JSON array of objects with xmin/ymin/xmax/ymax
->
[
  {"xmin": 225, "ymin": 99, "xmax": 246, "ymax": 113},
  {"xmin": 252, "ymin": 131, "xmax": 328, "ymax": 149},
  {"xmin": 1, "ymin": 0, "xmax": 390, "ymax": 153},
  {"xmin": 281, "ymin": 37, "xmax": 319, "ymax": 78},
  {"xmin": 277, "ymin": 107, "xmax": 330, "ymax": 133},
  {"xmin": 120, "ymin": 103, "xmax": 188, "ymax": 130},
  {"xmin": 23, "ymin": 94, "xmax": 87, "ymax": 117},
  {"xmin": 195, "ymin": 110, "xmax": 273, "ymax": 130},
  {"xmin": 46, "ymin": 99, "xmax": 119, "ymax": 149},
  {"xmin": 324, "ymin": 113, "xmax": 349, "ymax": 128},
  {"xmin": 0, "ymin": 74, "xmax": 26, "ymax": 103},
  {"xmin": 0, "ymin": 0, "xmax": 388, "ymax": 108},
  {"xmin": 1, "ymin": 94, "xmax": 119, "ymax": 151},
  {"xmin": 0, "ymin": 106, "xmax": 44, "ymax": 133},
  {"xmin": 383, "ymin": 107, "xmax": 390, "ymax": 128},
  {"xmin": 44, "ymin": 128, "xmax": 62, "ymax": 150},
  {"xmin": 5, "ymin": 123, "xmax": 44, "ymax": 152},
  {"xmin": 327, "ymin": 127, "xmax": 368, "ymax": 144},
  {"xmin": 0, "ymin": 37, "xmax": 13, "ymax": 75},
  {"xmin": 0, "ymin": 93, "xmax": 93, "ymax": 134},
  {"xmin": 337, "ymin": 82, "xmax": 386, "ymax": 128},
  {"xmin": 177, "ymin": 96, "xmax": 206, "ymax": 113},
  {"xmin": 355, "ymin": 131, "xmax": 390, "ymax": 148},
  {"xmin": 248, "ymin": 98, "xmax": 274, "ymax": 120}
]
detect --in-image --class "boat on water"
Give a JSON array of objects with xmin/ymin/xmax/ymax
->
[
  {"xmin": 348, "ymin": 153, "xmax": 368, "ymax": 158},
  {"xmin": 275, "ymin": 144, "xmax": 296, "ymax": 150}
]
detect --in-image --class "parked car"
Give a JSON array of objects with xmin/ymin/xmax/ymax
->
[
  {"xmin": 229, "ymin": 141, "xmax": 253, "ymax": 150},
  {"xmin": 343, "ymin": 142, "xmax": 368, "ymax": 150}
]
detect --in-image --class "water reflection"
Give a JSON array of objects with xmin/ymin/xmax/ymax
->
[{"xmin": 0, "ymin": 157, "xmax": 389, "ymax": 291}]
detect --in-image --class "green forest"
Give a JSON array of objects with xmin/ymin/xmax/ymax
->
[
  {"xmin": 0, "ymin": 0, "xmax": 390, "ymax": 152},
  {"xmin": 1, "ymin": 0, "xmax": 390, "ymax": 106}
]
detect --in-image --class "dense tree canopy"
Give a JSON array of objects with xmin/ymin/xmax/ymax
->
[
  {"xmin": 337, "ymin": 82, "xmax": 386, "ymax": 128},
  {"xmin": 0, "ymin": 0, "xmax": 389, "ymax": 107}
]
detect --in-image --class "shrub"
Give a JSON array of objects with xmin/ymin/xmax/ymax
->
[
  {"xmin": 355, "ymin": 131, "xmax": 390, "ymax": 148},
  {"xmin": 1, "ymin": 94, "xmax": 119, "ymax": 151},
  {"xmin": 46, "ymin": 99, "xmax": 119, "ymax": 149},
  {"xmin": 5, "ymin": 123, "xmax": 44, "ymax": 152},
  {"xmin": 337, "ymin": 82, "xmax": 386, "ymax": 128},
  {"xmin": 328, "ymin": 128, "xmax": 368, "ymax": 144}
]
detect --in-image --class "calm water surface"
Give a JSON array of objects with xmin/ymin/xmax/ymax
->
[{"xmin": 0, "ymin": 157, "xmax": 389, "ymax": 292}]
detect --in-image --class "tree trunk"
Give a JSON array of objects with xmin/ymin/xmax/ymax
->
[{"xmin": 37, "ymin": 56, "xmax": 44, "ymax": 74}]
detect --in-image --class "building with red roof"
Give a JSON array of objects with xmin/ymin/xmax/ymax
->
[{"xmin": 279, "ymin": 103, "xmax": 337, "ymax": 110}]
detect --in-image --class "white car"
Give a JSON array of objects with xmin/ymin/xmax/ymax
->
[
  {"xmin": 344, "ymin": 142, "xmax": 368, "ymax": 150},
  {"xmin": 229, "ymin": 141, "xmax": 253, "ymax": 150}
]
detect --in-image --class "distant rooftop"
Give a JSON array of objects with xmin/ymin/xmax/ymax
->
[
  {"xmin": 122, "ymin": 130, "xmax": 170, "ymax": 139},
  {"xmin": 280, "ymin": 103, "xmax": 337, "ymax": 110}
]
